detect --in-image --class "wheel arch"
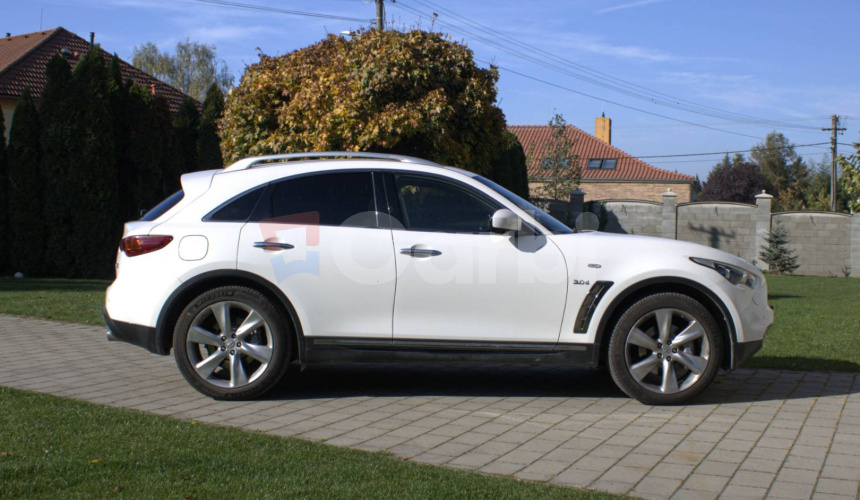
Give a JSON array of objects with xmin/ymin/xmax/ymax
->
[
  {"xmin": 593, "ymin": 277, "xmax": 737, "ymax": 371},
  {"xmin": 154, "ymin": 270, "xmax": 305, "ymax": 362}
]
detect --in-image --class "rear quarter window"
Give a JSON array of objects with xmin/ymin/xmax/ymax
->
[{"xmin": 140, "ymin": 191, "xmax": 184, "ymax": 221}]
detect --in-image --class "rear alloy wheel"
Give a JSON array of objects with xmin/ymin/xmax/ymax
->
[
  {"xmin": 174, "ymin": 286, "xmax": 290, "ymax": 399},
  {"xmin": 607, "ymin": 293, "xmax": 723, "ymax": 405}
]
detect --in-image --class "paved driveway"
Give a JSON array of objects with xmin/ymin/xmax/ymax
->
[{"xmin": 1, "ymin": 314, "xmax": 858, "ymax": 500}]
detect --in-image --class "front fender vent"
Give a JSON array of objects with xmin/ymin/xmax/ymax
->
[{"xmin": 573, "ymin": 281, "xmax": 613, "ymax": 333}]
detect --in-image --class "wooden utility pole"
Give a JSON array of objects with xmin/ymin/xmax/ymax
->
[
  {"xmin": 822, "ymin": 115, "xmax": 847, "ymax": 212},
  {"xmin": 376, "ymin": 0, "xmax": 385, "ymax": 30}
]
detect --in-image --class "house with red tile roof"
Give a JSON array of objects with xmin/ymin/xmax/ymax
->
[
  {"xmin": 508, "ymin": 115, "xmax": 697, "ymax": 203},
  {"xmin": 1, "ymin": 27, "xmax": 196, "ymax": 141}
]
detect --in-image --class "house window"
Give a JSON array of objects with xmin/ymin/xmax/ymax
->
[
  {"xmin": 587, "ymin": 159, "xmax": 618, "ymax": 170},
  {"xmin": 542, "ymin": 158, "xmax": 572, "ymax": 168}
]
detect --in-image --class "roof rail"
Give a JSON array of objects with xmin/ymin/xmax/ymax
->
[{"xmin": 222, "ymin": 151, "xmax": 441, "ymax": 172}]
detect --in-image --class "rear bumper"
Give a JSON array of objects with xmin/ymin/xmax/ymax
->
[{"xmin": 104, "ymin": 308, "xmax": 160, "ymax": 354}]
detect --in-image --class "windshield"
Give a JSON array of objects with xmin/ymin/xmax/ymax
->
[{"xmin": 474, "ymin": 176, "xmax": 573, "ymax": 235}]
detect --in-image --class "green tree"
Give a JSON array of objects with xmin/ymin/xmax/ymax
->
[
  {"xmin": 750, "ymin": 132, "xmax": 808, "ymax": 211},
  {"xmin": 197, "ymin": 83, "xmax": 225, "ymax": 171},
  {"xmin": 838, "ymin": 137, "xmax": 860, "ymax": 213},
  {"xmin": 532, "ymin": 113, "xmax": 581, "ymax": 202},
  {"xmin": 7, "ymin": 88, "xmax": 45, "ymax": 276},
  {"xmin": 700, "ymin": 153, "xmax": 766, "ymax": 204},
  {"xmin": 154, "ymin": 96, "xmax": 182, "ymax": 196},
  {"xmin": 0, "ymin": 106, "xmax": 8, "ymax": 273},
  {"xmin": 132, "ymin": 39, "xmax": 233, "ymax": 100},
  {"xmin": 108, "ymin": 53, "xmax": 165, "ymax": 222},
  {"xmin": 69, "ymin": 46, "xmax": 120, "ymax": 279},
  {"xmin": 804, "ymin": 154, "xmax": 849, "ymax": 212},
  {"xmin": 489, "ymin": 130, "xmax": 529, "ymax": 199},
  {"xmin": 40, "ymin": 54, "xmax": 77, "ymax": 277},
  {"xmin": 759, "ymin": 221, "xmax": 799, "ymax": 275},
  {"xmin": 174, "ymin": 97, "xmax": 200, "ymax": 176},
  {"xmin": 220, "ymin": 29, "xmax": 507, "ymax": 175}
]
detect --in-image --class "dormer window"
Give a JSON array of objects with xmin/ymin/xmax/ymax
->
[
  {"xmin": 587, "ymin": 159, "xmax": 617, "ymax": 170},
  {"xmin": 541, "ymin": 158, "xmax": 572, "ymax": 169}
]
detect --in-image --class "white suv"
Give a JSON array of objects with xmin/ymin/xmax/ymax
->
[{"xmin": 104, "ymin": 152, "xmax": 773, "ymax": 405}]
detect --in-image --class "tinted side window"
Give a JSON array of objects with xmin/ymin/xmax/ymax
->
[
  {"xmin": 269, "ymin": 172, "xmax": 376, "ymax": 227},
  {"xmin": 140, "ymin": 190, "xmax": 183, "ymax": 221},
  {"xmin": 208, "ymin": 186, "xmax": 266, "ymax": 222},
  {"xmin": 394, "ymin": 175, "xmax": 498, "ymax": 233}
]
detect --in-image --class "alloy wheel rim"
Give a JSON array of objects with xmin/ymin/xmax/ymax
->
[
  {"xmin": 624, "ymin": 308, "xmax": 710, "ymax": 395},
  {"xmin": 186, "ymin": 301, "xmax": 274, "ymax": 389}
]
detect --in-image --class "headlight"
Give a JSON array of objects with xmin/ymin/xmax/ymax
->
[{"xmin": 690, "ymin": 257, "xmax": 759, "ymax": 289}]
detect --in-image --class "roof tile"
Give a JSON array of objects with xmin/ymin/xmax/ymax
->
[
  {"xmin": 508, "ymin": 124, "xmax": 694, "ymax": 182},
  {"xmin": 0, "ymin": 27, "xmax": 196, "ymax": 113}
]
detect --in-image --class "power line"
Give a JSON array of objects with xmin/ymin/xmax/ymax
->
[
  {"xmin": 183, "ymin": 0, "xmax": 372, "ymax": 23},
  {"xmin": 634, "ymin": 142, "xmax": 830, "ymax": 159},
  {"xmin": 391, "ymin": 0, "xmax": 821, "ymax": 132},
  {"xmin": 476, "ymin": 59, "xmax": 765, "ymax": 140}
]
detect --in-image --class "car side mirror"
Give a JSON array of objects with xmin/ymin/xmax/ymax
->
[{"xmin": 491, "ymin": 209, "xmax": 522, "ymax": 233}]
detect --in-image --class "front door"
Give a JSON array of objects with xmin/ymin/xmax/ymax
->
[{"xmin": 387, "ymin": 173, "xmax": 568, "ymax": 343}]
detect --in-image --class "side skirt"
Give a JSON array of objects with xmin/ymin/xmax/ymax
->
[{"xmin": 304, "ymin": 338, "xmax": 596, "ymax": 367}]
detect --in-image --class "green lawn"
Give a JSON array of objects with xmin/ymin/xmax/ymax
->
[
  {"xmin": 0, "ymin": 277, "xmax": 109, "ymax": 325},
  {"xmin": 1, "ymin": 274, "xmax": 859, "ymax": 372},
  {"xmin": 744, "ymin": 274, "xmax": 860, "ymax": 372},
  {"xmin": 0, "ymin": 386, "xmax": 619, "ymax": 500}
]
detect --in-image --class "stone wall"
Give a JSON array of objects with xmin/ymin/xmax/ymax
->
[
  {"xmin": 772, "ymin": 212, "xmax": 853, "ymax": 277},
  {"xmin": 560, "ymin": 189, "xmax": 858, "ymax": 277},
  {"xmin": 677, "ymin": 202, "xmax": 758, "ymax": 263},
  {"xmin": 592, "ymin": 200, "xmax": 663, "ymax": 237}
]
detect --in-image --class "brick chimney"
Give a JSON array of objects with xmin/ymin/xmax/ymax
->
[{"xmin": 595, "ymin": 112, "xmax": 611, "ymax": 145}]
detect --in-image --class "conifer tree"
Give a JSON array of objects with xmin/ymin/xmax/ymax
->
[
  {"xmin": 7, "ymin": 88, "xmax": 45, "ymax": 276},
  {"xmin": 490, "ymin": 130, "xmax": 530, "ymax": 199},
  {"xmin": 197, "ymin": 83, "xmax": 224, "ymax": 171},
  {"xmin": 154, "ymin": 96, "xmax": 182, "ymax": 196},
  {"xmin": 0, "ymin": 108, "xmax": 8, "ymax": 274},
  {"xmin": 40, "ymin": 54, "xmax": 77, "ymax": 277},
  {"xmin": 759, "ymin": 221, "xmax": 799, "ymax": 275},
  {"xmin": 69, "ymin": 46, "xmax": 119, "ymax": 279},
  {"xmin": 174, "ymin": 97, "xmax": 200, "ymax": 175},
  {"xmin": 124, "ymin": 84, "xmax": 163, "ymax": 218}
]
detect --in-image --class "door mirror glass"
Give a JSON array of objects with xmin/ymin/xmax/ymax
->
[{"xmin": 491, "ymin": 209, "xmax": 522, "ymax": 233}]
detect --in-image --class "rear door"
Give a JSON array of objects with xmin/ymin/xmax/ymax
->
[{"xmin": 237, "ymin": 171, "xmax": 397, "ymax": 339}]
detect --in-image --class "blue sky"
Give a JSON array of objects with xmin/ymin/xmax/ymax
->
[{"xmin": 6, "ymin": 0, "xmax": 860, "ymax": 178}]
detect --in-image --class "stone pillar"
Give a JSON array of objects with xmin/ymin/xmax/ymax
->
[
  {"xmin": 755, "ymin": 191, "xmax": 773, "ymax": 271},
  {"xmin": 568, "ymin": 188, "xmax": 585, "ymax": 223},
  {"xmin": 851, "ymin": 213, "xmax": 860, "ymax": 278},
  {"xmin": 661, "ymin": 190, "xmax": 677, "ymax": 240}
]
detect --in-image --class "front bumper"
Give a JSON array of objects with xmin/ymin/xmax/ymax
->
[
  {"xmin": 733, "ymin": 338, "xmax": 764, "ymax": 368},
  {"xmin": 104, "ymin": 308, "xmax": 159, "ymax": 354}
]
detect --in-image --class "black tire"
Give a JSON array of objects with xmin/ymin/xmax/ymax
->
[
  {"xmin": 173, "ymin": 286, "xmax": 291, "ymax": 400},
  {"xmin": 607, "ymin": 292, "xmax": 723, "ymax": 405}
]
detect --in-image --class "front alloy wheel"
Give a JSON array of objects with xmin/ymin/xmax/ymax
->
[{"xmin": 608, "ymin": 293, "xmax": 722, "ymax": 405}]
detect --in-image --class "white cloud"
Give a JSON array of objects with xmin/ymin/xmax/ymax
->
[{"xmin": 595, "ymin": 0, "xmax": 672, "ymax": 15}]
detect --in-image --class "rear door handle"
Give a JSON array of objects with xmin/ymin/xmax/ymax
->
[
  {"xmin": 400, "ymin": 248, "xmax": 442, "ymax": 256},
  {"xmin": 254, "ymin": 241, "xmax": 295, "ymax": 250}
]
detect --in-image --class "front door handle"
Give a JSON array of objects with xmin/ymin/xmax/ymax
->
[
  {"xmin": 254, "ymin": 241, "xmax": 295, "ymax": 250},
  {"xmin": 400, "ymin": 248, "xmax": 442, "ymax": 256}
]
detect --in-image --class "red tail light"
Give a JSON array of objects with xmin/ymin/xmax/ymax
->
[{"xmin": 120, "ymin": 235, "xmax": 173, "ymax": 257}]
